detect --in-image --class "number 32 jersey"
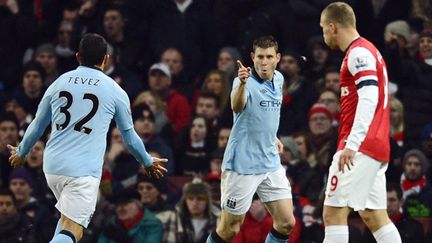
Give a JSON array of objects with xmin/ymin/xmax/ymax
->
[
  {"xmin": 338, "ymin": 37, "xmax": 390, "ymax": 162},
  {"xmin": 40, "ymin": 66, "xmax": 133, "ymax": 178}
]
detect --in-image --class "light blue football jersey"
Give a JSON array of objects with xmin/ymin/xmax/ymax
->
[
  {"xmin": 222, "ymin": 70, "xmax": 284, "ymax": 174},
  {"xmin": 18, "ymin": 66, "xmax": 142, "ymax": 178}
]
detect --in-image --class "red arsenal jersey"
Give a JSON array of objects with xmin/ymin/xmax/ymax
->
[{"xmin": 338, "ymin": 37, "xmax": 390, "ymax": 162}]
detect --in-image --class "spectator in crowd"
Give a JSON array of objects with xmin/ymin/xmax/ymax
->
[
  {"xmin": 175, "ymin": 180, "xmax": 219, "ymax": 243},
  {"xmin": 217, "ymin": 127, "xmax": 231, "ymax": 149},
  {"xmin": 24, "ymin": 140, "xmax": 55, "ymax": 208},
  {"xmin": 33, "ymin": 43, "xmax": 60, "ymax": 86},
  {"xmin": 420, "ymin": 123, "xmax": 432, "ymax": 173},
  {"xmin": 132, "ymin": 104, "xmax": 174, "ymax": 175},
  {"xmin": 383, "ymin": 20, "xmax": 411, "ymax": 59},
  {"xmin": 0, "ymin": 188, "xmax": 37, "ymax": 243},
  {"xmin": 277, "ymin": 50, "xmax": 318, "ymax": 136},
  {"xmin": 161, "ymin": 47, "xmax": 194, "ymax": 99},
  {"xmin": 304, "ymin": 36, "xmax": 333, "ymax": 84},
  {"xmin": 12, "ymin": 61, "xmax": 46, "ymax": 117},
  {"xmin": 318, "ymin": 88, "xmax": 340, "ymax": 126},
  {"xmin": 195, "ymin": 92, "xmax": 221, "ymax": 135},
  {"xmin": 103, "ymin": 5, "xmax": 143, "ymax": 73},
  {"xmin": 232, "ymin": 195, "xmax": 273, "ymax": 243},
  {"xmin": 388, "ymin": 28, "xmax": 432, "ymax": 149},
  {"xmin": 147, "ymin": 62, "xmax": 191, "ymax": 134},
  {"xmin": 400, "ymin": 149, "xmax": 432, "ymax": 217},
  {"xmin": 363, "ymin": 183, "xmax": 425, "ymax": 243},
  {"xmin": 4, "ymin": 99, "xmax": 31, "ymax": 138},
  {"xmin": 133, "ymin": 91, "xmax": 169, "ymax": 135},
  {"xmin": 98, "ymin": 192, "xmax": 163, "ymax": 243},
  {"xmin": 175, "ymin": 116, "xmax": 216, "ymax": 176},
  {"xmin": 406, "ymin": 17, "xmax": 425, "ymax": 59},
  {"xmin": 0, "ymin": 112, "xmax": 19, "ymax": 188},
  {"xmin": 390, "ymin": 97, "xmax": 404, "ymax": 147},
  {"xmin": 322, "ymin": 66, "xmax": 340, "ymax": 95},
  {"xmin": 136, "ymin": 173, "xmax": 177, "ymax": 243},
  {"xmin": 9, "ymin": 168, "xmax": 52, "ymax": 243},
  {"xmin": 55, "ymin": 20, "xmax": 77, "ymax": 72},
  {"xmin": 292, "ymin": 131, "xmax": 315, "ymax": 166},
  {"xmin": 104, "ymin": 43, "xmax": 142, "ymax": 102},
  {"xmin": 307, "ymin": 103, "xmax": 337, "ymax": 174},
  {"xmin": 217, "ymin": 47, "xmax": 242, "ymax": 82}
]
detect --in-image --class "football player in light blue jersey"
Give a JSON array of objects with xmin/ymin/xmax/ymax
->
[
  {"xmin": 7, "ymin": 33, "xmax": 168, "ymax": 243},
  {"xmin": 206, "ymin": 36, "xmax": 295, "ymax": 243}
]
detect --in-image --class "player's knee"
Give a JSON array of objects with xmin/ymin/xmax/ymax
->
[
  {"xmin": 275, "ymin": 216, "xmax": 296, "ymax": 235},
  {"xmin": 218, "ymin": 221, "xmax": 242, "ymax": 240},
  {"xmin": 359, "ymin": 211, "xmax": 379, "ymax": 230}
]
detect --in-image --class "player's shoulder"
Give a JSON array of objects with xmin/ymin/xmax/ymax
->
[{"xmin": 273, "ymin": 70, "xmax": 283, "ymax": 81}]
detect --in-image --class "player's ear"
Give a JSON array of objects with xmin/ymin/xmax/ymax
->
[
  {"xmin": 330, "ymin": 23, "xmax": 337, "ymax": 34},
  {"xmin": 103, "ymin": 54, "xmax": 109, "ymax": 65},
  {"xmin": 250, "ymin": 52, "xmax": 255, "ymax": 61},
  {"xmin": 276, "ymin": 53, "xmax": 281, "ymax": 63},
  {"xmin": 75, "ymin": 53, "xmax": 81, "ymax": 64}
]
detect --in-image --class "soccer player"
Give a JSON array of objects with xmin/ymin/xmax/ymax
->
[
  {"xmin": 206, "ymin": 36, "xmax": 295, "ymax": 243},
  {"xmin": 7, "ymin": 33, "xmax": 167, "ymax": 243},
  {"xmin": 320, "ymin": 3, "xmax": 402, "ymax": 243}
]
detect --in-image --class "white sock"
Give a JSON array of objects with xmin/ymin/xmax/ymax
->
[
  {"xmin": 323, "ymin": 225, "xmax": 348, "ymax": 243},
  {"xmin": 372, "ymin": 223, "xmax": 401, "ymax": 243}
]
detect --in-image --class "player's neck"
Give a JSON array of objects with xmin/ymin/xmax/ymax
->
[{"xmin": 339, "ymin": 29, "xmax": 360, "ymax": 52}]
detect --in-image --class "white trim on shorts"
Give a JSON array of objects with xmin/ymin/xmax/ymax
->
[
  {"xmin": 46, "ymin": 174, "xmax": 100, "ymax": 228},
  {"xmin": 220, "ymin": 166, "xmax": 292, "ymax": 215},
  {"xmin": 324, "ymin": 150, "xmax": 388, "ymax": 211}
]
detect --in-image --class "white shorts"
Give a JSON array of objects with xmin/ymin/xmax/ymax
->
[
  {"xmin": 324, "ymin": 151, "xmax": 388, "ymax": 211},
  {"xmin": 220, "ymin": 167, "xmax": 292, "ymax": 215},
  {"xmin": 46, "ymin": 174, "xmax": 100, "ymax": 228}
]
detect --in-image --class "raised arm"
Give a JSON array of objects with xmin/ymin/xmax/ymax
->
[{"xmin": 231, "ymin": 60, "xmax": 251, "ymax": 113}]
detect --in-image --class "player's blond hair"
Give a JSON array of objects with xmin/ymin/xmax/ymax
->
[{"xmin": 322, "ymin": 2, "xmax": 356, "ymax": 28}]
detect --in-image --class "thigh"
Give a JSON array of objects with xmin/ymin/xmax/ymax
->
[
  {"xmin": 257, "ymin": 167, "xmax": 292, "ymax": 203},
  {"xmin": 45, "ymin": 174, "xmax": 68, "ymax": 201},
  {"xmin": 365, "ymin": 163, "xmax": 388, "ymax": 210},
  {"xmin": 57, "ymin": 176, "xmax": 100, "ymax": 228},
  {"xmin": 220, "ymin": 170, "xmax": 264, "ymax": 215},
  {"xmin": 324, "ymin": 151, "xmax": 382, "ymax": 211}
]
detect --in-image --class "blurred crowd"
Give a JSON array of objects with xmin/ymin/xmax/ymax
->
[{"xmin": 1, "ymin": 0, "xmax": 432, "ymax": 242}]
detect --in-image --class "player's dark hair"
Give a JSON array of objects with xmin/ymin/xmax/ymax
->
[
  {"xmin": 0, "ymin": 187, "xmax": 17, "ymax": 205},
  {"xmin": 253, "ymin": 36, "xmax": 279, "ymax": 53},
  {"xmin": 198, "ymin": 92, "xmax": 221, "ymax": 108},
  {"xmin": 387, "ymin": 182, "xmax": 403, "ymax": 200},
  {"xmin": 104, "ymin": 4, "xmax": 126, "ymax": 18},
  {"xmin": 78, "ymin": 33, "xmax": 107, "ymax": 66},
  {"xmin": 322, "ymin": 2, "xmax": 356, "ymax": 28}
]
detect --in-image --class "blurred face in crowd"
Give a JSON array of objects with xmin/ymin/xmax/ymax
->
[
  {"xmin": 137, "ymin": 182, "xmax": 159, "ymax": 206},
  {"xmin": 419, "ymin": 36, "xmax": 432, "ymax": 59},
  {"xmin": 387, "ymin": 190, "xmax": 402, "ymax": 217},
  {"xmin": 190, "ymin": 117, "xmax": 207, "ymax": 143},
  {"xmin": 309, "ymin": 113, "xmax": 332, "ymax": 135},
  {"xmin": 148, "ymin": 70, "xmax": 171, "ymax": 94},
  {"xmin": 0, "ymin": 121, "xmax": 18, "ymax": 147},
  {"xmin": 57, "ymin": 21, "xmax": 73, "ymax": 48},
  {"xmin": 5, "ymin": 100, "xmax": 27, "ymax": 123},
  {"xmin": 294, "ymin": 135, "xmax": 307, "ymax": 159},
  {"xmin": 196, "ymin": 97, "xmax": 219, "ymax": 120},
  {"xmin": 23, "ymin": 70, "xmax": 44, "ymax": 96},
  {"xmin": 217, "ymin": 128, "xmax": 231, "ymax": 148},
  {"xmin": 186, "ymin": 195, "xmax": 207, "ymax": 218},
  {"xmin": 116, "ymin": 200, "xmax": 140, "ymax": 221},
  {"xmin": 390, "ymin": 105, "xmax": 402, "ymax": 129},
  {"xmin": 252, "ymin": 47, "xmax": 281, "ymax": 80},
  {"xmin": 324, "ymin": 72, "xmax": 340, "ymax": 93},
  {"xmin": 161, "ymin": 49, "xmax": 184, "ymax": 77},
  {"xmin": 217, "ymin": 51, "xmax": 236, "ymax": 72},
  {"xmin": 404, "ymin": 155, "xmax": 423, "ymax": 181},
  {"xmin": 134, "ymin": 110, "xmax": 154, "ymax": 137},
  {"xmin": 26, "ymin": 141, "xmax": 45, "ymax": 169},
  {"xmin": 319, "ymin": 91, "xmax": 340, "ymax": 114},
  {"xmin": 103, "ymin": 10, "xmax": 125, "ymax": 39},
  {"xmin": 110, "ymin": 127, "xmax": 123, "ymax": 145},
  {"xmin": 406, "ymin": 30, "xmax": 420, "ymax": 50},
  {"xmin": 0, "ymin": 195, "xmax": 16, "ymax": 218},
  {"xmin": 278, "ymin": 55, "xmax": 300, "ymax": 77},
  {"xmin": 9, "ymin": 179, "xmax": 32, "ymax": 204},
  {"xmin": 35, "ymin": 52, "xmax": 57, "ymax": 75},
  {"xmin": 205, "ymin": 73, "xmax": 223, "ymax": 95}
]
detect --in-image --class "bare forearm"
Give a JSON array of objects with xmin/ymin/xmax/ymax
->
[{"xmin": 231, "ymin": 83, "xmax": 247, "ymax": 113}]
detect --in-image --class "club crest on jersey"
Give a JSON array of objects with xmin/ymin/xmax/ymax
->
[{"xmin": 341, "ymin": 86, "xmax": 349, "ymax": 96}]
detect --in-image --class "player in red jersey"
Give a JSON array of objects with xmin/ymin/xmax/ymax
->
[{"xmin": 320, "ymin": 2, "xmax": 401, "ymax": 243}]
